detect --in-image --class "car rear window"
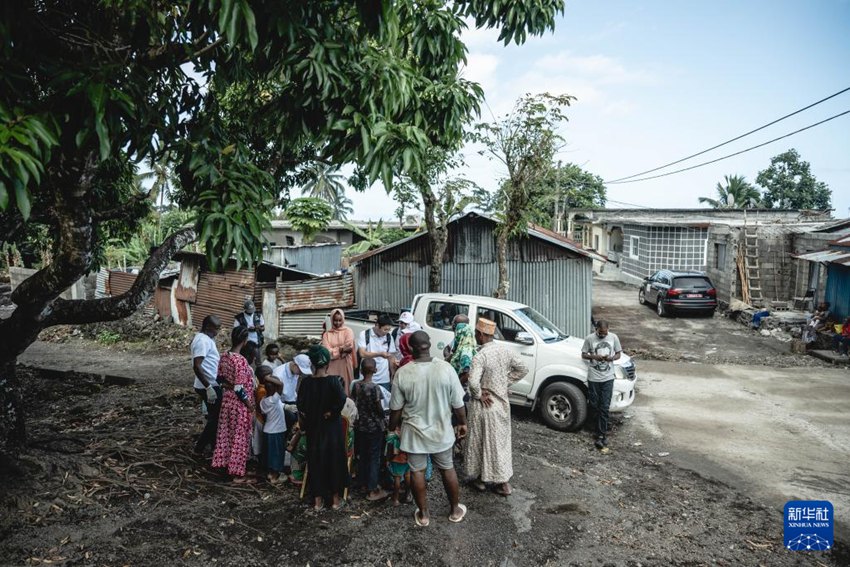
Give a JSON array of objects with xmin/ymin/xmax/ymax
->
[{"xmin": 673, "ymin": 277, "xmax": 712, "ymax": 289}]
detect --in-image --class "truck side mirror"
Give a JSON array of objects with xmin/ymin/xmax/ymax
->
[{"xmin": 515, "ymin": 332, "xmax": 535, "ymax": 346}]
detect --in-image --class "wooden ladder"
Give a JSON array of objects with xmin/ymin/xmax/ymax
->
[{"xmin": 744, "ymin": 228, "xmax": 763, "ymax": 307}]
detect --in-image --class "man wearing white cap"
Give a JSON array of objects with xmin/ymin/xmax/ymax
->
[{"xmin": 273, "ymin": 353, "xmax": 312, "ymax": 430}]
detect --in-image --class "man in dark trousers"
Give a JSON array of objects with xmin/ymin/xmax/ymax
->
[
  {"xmin": 581, "ymin": 319, "xmax": 621, "ymax": 452},
  {"xmin": 191, "ymin": 315, "xmax": 222, "ymax": 454}
]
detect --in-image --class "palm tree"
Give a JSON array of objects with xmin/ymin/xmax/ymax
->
[
  {"xmin": 301, "ymin": 163, "xmax": 353, "ymax": 220},
  {"xmin": 136, "ymin": 156, "xmax": 174, "ymax": 212},
  {"xmin": 699, "ymin": 175, "xmax": 761, "ymax": 208}
]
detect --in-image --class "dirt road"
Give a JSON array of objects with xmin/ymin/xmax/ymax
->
[
  {"xmin": 592, "ymin": 279, "xmax": 826, "ymax": 367},
  {"xmin": 2, "ymin": 338, "xmax": 845, "ymax": 566}
]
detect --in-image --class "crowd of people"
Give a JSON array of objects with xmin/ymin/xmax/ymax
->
[{"xmin": 189, "ymin": 300, "xmax": 621, "ymax": 524}]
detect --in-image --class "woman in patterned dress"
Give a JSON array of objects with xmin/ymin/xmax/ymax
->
[{"xmin": 212, "ymin": 326, "xmax": 256, "ymax": 483}]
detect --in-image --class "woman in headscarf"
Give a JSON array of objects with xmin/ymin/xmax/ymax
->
[
  {"xmin": 321, "ymin": 308, "xmax": 356, "ymax": 395},
  {"xmin": 397, "ymin": 332, "xmax": 414, "ymax": 368},
  {"xmin": 212, "ymin": 326, "xmax": 256, "ymax": 483},
  {"xmin": 297, "ymin": 345, "xmax": 350, "ymax": 511}
]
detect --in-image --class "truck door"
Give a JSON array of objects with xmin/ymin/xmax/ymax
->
[
  {"xmin": 422, "ymin": 299, "xmax": 470, "ymax": 359},
  {"xmin": 476, "ymin": 308, "xmax": 535, "ymax": 396}
]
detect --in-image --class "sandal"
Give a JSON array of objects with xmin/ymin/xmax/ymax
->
[
  {"xmin": 448, "ymin": 503, "xmax": 468, "ymax": 523},
  {"xmin": 332, "ymin": 499, "xmax": 347, "ymax": 511},
  {"xmin": 470, "ymin": 480, "xmax": 487, "ymax": 492},
  {"xmin": 494, "ymin": 486, "xmax": 512, "ymax": 497},
  {"xmin": 414, "ymin": 508, "xmax": 430, "ymax": 527}
]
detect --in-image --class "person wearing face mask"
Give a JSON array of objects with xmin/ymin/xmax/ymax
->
[{"xmin": 581, "ymin": 320, "xmax": 622, "ymax": 452}]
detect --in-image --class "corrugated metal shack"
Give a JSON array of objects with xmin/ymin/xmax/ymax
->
[
  {"xmin": 277, "ymin": 273, "xmax": 356, "ymax": 337},
  {"xmin": 795, "ymin": 233, "xmax": 850, "ymax": 321},
  {"xmin": 95, "ymin": 268, "xmax": 177, "ymax": 318},
  {"xmin": 263, "ymin": 242, "xmax": 343, "ymax": 275},
  {"xmin": 350, "ymin": 212, "xmax": 605, "ymax": 338}
]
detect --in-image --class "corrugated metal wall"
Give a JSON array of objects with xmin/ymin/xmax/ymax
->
[
  {"xmin": 354, "ymin": 216, "xmax": 593, "ymax": 337},
  {"xmin": 825, "ymin": 263, "xmax": 849, "ymax": 322},
  {"xmin": 264, "ymin": 244, "xmax": 343, "ymax": 275},
  {"xmin": 278, "ymin": 310, "xmax": 328, "ymax": 337}
]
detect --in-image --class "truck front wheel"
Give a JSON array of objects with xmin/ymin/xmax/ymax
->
[{"xmin": 539, "ymin": 382, "xmax": 587, "ymax": 432}]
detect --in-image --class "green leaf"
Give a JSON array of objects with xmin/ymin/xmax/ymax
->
[
  {"xmin": 14, "ymin": 179, "xmax": 31, "ymax": 220},
  {"xmin": 241, "ymin": 0, "xmax": 259, "ymax": 50},
  {"xmin": 0, "ymin": 181, "xmax": 8, "ymax": 209}
]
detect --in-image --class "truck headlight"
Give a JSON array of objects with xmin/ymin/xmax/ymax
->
[{"xmin": 614, "ymin": 365, "xmax": 626, "ymax": 380}]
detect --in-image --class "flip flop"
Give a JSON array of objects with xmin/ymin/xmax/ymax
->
[
  {"xmin": 494, "ymin": 487, "xmax": 512, "ymax": 497},
  {"xmin": 448, "ymin": 503, "xmax": 468, "ymax": 523},
  {"xmin": 332, "ymin": 500, "xmax": 346, "ymax": 511},
  {"xmin": 366, "ymin": 490, "xmax": 390, "ymax": 502},
  {"xmin": 414, "ymin": 508, "xmax": 430, "ymax": 527},
  {"xmin": 470, "ymin": 480, "xmax": 487, "ymax": 492}
]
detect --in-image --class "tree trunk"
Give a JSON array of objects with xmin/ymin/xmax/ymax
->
[
  {"xmin": 0, "ymin": 360, "xmax": 26, "ymax": 455},
  {"xmin": 420, "ymin": 184, "xmax": 446, "ymax": 293},
  {"xmin": 495, "ymin": 226, "xmax": 509, "ymax": 299},
  {"xmin": 0, "ymin": 226, "xmax": 196, "ymax": 454}
]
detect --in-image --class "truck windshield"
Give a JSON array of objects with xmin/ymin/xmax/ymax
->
[{"xmin": 513, "ymin": 307, "xmax": 567, "ymax": 343}]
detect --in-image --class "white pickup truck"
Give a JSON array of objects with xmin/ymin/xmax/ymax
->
[{"xmin": 346, "ymin": 293, "xmax": 637, "ymax": 432}]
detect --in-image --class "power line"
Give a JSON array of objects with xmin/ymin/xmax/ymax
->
[
  {"xmin": 606, "ymin": 109, "xmax": 850, "ymax": 185},
  {"xmin": 605, "ymin": 198, "xmax": 653, "ymax": 209},
  {"xmin": 605, "ymin": 86, "xmax": 850, "ymax": 183}
]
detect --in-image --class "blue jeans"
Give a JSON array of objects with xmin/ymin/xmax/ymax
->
[
  {"xmin": 587, "ymin": 380, "xmax": 614, "ymax": 438},
  {"xmin": 356, "ymin": 429, "xmax": 384, "ymax": 491}
]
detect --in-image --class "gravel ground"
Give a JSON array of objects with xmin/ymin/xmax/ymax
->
[{"xmin": 1, "ymin": 340, "xmax": 845, "ymax": 566}]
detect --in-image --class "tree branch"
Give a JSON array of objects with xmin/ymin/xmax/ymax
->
[{"xmin": 44, "ymin": 227, "xmax": 196, "ymax": 326}]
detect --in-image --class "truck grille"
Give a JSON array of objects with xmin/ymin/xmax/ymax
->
[{"xmin": 625, "ymin": 362, "xmax": 636, "ymax": 381}]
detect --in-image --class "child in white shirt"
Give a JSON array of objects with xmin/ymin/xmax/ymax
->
[{"xmin": 260, "ymin": 376, "xmax": 287, "ymax": 484}]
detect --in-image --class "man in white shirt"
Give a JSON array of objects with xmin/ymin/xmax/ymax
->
[
  {"xmin": 272, "ymin": 353, "xmax": 312, "ymax": 429},
  {"xmin": 191, "ymin": 315, "xmax": 222, "ymax": 454},
  {"xmin": 389, "ymin": 331, "xmax": 468, "ymax": 527},
  {"xmin": 357, "ymin": 314, "xmax": 397, "ymax": 391}
]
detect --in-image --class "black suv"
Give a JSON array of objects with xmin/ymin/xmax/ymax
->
[{"xmin": 638, "ymin": 270, "xmax": 717, "ymax": 317}]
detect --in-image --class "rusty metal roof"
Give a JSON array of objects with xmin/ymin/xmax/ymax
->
[{"xmin": 279, "ymin": 273, "xmax": 355, "ymax": 313}]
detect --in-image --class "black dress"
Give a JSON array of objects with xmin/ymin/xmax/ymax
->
[{"xmin": 297, "ymin": 375, "xmax": 350, "ymax": 499}]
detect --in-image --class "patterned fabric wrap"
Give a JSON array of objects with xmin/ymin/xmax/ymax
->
[{"xmin": 450, "ymin": 323, "xmax": 477, "ymax": 374}]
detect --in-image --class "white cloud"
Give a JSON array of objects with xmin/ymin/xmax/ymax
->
[{"xmin": 461, "ymin": 53, "xmax": 501, "ymax": 93}]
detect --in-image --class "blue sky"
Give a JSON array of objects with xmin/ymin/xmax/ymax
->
[{"xmin": 348, "ymin": 0, "xmax": 850, "ymax": 220}]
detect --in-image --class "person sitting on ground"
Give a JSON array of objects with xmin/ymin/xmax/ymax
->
[
  {"xmin": 804, "ymin": 302, "xmax": 831, "ymax": 342},
  {"xmin": 386, "ymin": 429, "xmax": 410, "ymax": 506},
  {"xmin": 832, "ymin": 317, "xmax": 850, "ymax": 356},
  {"xmin": 261, "ymin": 343, "xmax": 282, "ymax": 370},
  {"xmin": 389, "ymin": 331, "xmax": 468, "ymax": 526},
  {"xmin": 260, "ymin": 375, "xmax": 287, "ymax": 484},
  {"xmin": 212, "ymin": 326, "xmax": 256, "ymax": 483},
  {"xmin": 297, "ymin": 345, "xmax": 350, "ymax": 511},
  {"xmin": 351, "ymin": 358, "xmax": 389, "ymax": 502}
]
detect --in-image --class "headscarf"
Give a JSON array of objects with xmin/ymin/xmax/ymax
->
[
  {"xmin": 324, "ymin": 308, "xmax": 348, "ymax": 333},
  {"xmin": 307, "ymin": 344, "xmax": 331, "ymax": 369},
  {"xmin": 398, "ymin": 333, "xmax": 414, "ymax": 368},
  {"xmin": 450, "ymin": 322, "xmax": 476, "ymax": 374}
]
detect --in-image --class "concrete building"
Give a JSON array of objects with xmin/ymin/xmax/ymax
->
[
  {"xmin": 265, "ymin": 218, "xmax": 421, "ymax": 247},
  {"xmin": 350, "ymin": 212, "xmax": 605, "ymax": 337}
]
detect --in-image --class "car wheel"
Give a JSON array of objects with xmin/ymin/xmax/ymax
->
[
  {"xmin": 539, "ymin": 382, "xmax": 587, "ymax": 432},
  {"xmin": 656, "ymin": 299, "xmax": 668, "ymax": 317},
  {"xmin": 638, "ymin": 288, "xmax": 646, "ymax": 305}
]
